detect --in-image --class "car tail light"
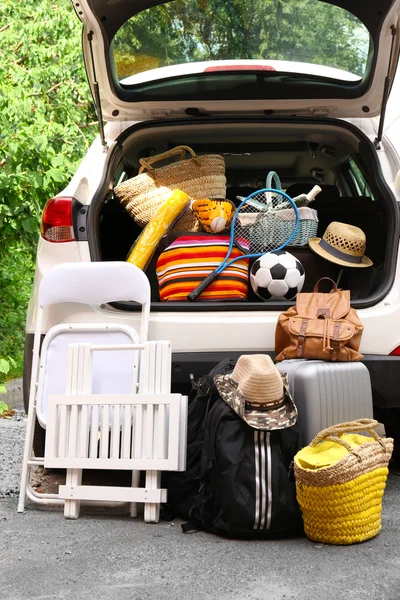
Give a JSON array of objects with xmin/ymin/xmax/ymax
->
[
  {"xmin": 204, "ymin": 65, "xmax": 276, "ymax": 72},
  {"xmin": 389, "ymin": 346, "xmax": 400, "ymax": 356},
  {"xmin": 41, "ymin": 197, "xmax": 75, "ymax": 243}
]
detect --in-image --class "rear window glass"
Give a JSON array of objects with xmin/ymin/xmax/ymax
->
[{"xmin": 112, "ymin": 0, "xmax": 371, "ymax": 84}]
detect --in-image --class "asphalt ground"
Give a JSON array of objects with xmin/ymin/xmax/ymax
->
[{"xmin": 1, "ymin": 416, "xmax": 400, "ymax": 600}]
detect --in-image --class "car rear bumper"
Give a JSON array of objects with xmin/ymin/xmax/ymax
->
[{"xmin": 23, "ymin": 332, "xmax": 400, "ymax": 409}]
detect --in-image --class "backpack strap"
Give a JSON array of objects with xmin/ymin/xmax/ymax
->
[
  {"xmin": 200, "ymin": 400, "xmax": 232, "ymax": 475},
  {"xmin": 183, "ymin": 401, "xmax": 232, "ymax": 533},
  {"xmin": 181, "ymin": 520, "xmax": 201, "ymax": 533},
  {"xmin": 296, "ymin": 319, "xmax": 308, "ymax": 357}
]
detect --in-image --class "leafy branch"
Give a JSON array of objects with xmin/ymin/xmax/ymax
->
[
  {"xmin": 0, "ymin": 356, "xmax": 15, "ymax": 395},
  {"xmin": 0, "ymin": 1, "xmax": 96, "ymax": 378}
]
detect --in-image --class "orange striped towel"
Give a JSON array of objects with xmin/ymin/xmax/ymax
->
[{"xmin": 156, "ymin": 235, "xmax": 248, "ymax": 301}]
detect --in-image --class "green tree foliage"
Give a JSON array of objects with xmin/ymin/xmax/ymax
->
[
  {"xmin": 0, "ymin": 0, "xmax": 96, "ymax": 248},
  {"xmin": 0, "ymin": 243, "xmax": 35, "ymax": 379},
  {"xmin": 113, "ymin": 0, "xmax": 370, "ymax": 79},
  {"xmin": 0, "ymin": 1, "xmax": 95, "ymax": 378}
]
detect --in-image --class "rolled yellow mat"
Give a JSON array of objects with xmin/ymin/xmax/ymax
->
[{"xmin": 127, "ymin": 189, "xmax": 190, "ymax": 270}]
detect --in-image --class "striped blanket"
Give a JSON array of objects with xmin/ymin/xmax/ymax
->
[{"xmin": 156, "ymin": 235, "xmax": 248, "ymax": 301}]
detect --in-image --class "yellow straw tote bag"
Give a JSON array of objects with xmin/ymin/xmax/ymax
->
[
  {"xmin": 114, "ymin": 146, "xmax": 226, "ymax": 232},
  {"xmin": 294, "ymin": 419, "xmax": 393, "ymax": 545}
]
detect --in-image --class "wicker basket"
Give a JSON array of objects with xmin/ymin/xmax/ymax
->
[
  {"xmin": 294, "ymin": 419, "xmax": 393, "ymax": 545},
  {"xmin": 114, "ymin": 146, "xmax": 226, "ymax": 232},
  {"xmin": 289, "ymin": 206, "xmax": 318, "ymax": 247}
]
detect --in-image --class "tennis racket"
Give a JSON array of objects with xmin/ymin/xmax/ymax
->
[{"xmin": 187, "ymin": 188, "xmax": 299, "ymax": 301}]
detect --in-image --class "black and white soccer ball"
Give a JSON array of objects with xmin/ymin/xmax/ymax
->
[{"xmin": 250, "ymin": 251, "xmax": 305, "ymax": 300}]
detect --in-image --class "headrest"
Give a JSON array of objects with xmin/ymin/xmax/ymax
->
[{"xmin": 285, "ymin": 183, "xmax": 340, "ymax": 199}]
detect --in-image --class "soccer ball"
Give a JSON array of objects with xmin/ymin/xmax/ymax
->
[{"xmin": 250, "ymin": 251, "xmax": 305, "ymax": 300}]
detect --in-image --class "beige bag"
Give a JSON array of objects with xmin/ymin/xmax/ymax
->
[
  {"xmin": 114, "ymin": 145, "xmax": 226, "ymax": 232},
  {"xmin": 275, "ymin": 277, "xmax": 364, "ymax": 362}
]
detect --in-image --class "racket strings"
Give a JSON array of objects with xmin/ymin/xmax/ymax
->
[{"xmin": 233, "ymin": 190, "xmax": 298, "ymax": 254}]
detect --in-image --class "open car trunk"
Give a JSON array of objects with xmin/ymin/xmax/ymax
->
[{"xmin": 88, "ymin": 117, "xmax": 399, "ymax": 311}]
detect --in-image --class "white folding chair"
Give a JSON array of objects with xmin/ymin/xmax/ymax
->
[
  {"xmin": 18, "ymin": 262, "xmax": 187, "ymax": 521},
  {"xmin": 44, "ymin": 340, "xmax": 186, "ymax": 522}
]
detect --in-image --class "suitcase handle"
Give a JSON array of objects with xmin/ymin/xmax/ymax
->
[{"xmin": 313, "ymin": 277, "xmax": 339, "ymax": 293}]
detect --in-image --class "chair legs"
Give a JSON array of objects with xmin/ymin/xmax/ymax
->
[
  {"xmin": 144, "ymin": 470, "xmax": 161, "ymax": 523},
  {"xmin": 18, "ymin": 407, "xmax": 39, "ymax": 513},
  {"xmin": 140, "ymin": 341, "xmax": 169, "ymax": 524},
  {"xmin": 130, "ymin": 470, "xmax": 140, "ymax": 517},
  {"xmin": 64, "ymin": 468, "xmax": 82, "ymax": 519}
]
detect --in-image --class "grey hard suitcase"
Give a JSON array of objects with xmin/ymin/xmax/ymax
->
[{"xmin": 275, "ymin": 360, "xmax": 373, "ymax": 445}]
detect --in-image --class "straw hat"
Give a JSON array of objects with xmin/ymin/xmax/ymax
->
[
  {"xmin": 214, "ymin": 355, "xmax": 297, "ymax": 430},
  {"xmin": 308, "ymin": 222, "xmax": 372, "ymax": 268}
]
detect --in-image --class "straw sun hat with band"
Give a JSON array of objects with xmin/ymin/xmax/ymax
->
[
  {"xmin": 214, "ymin": 354, "xmax": 297, "ymax": 430},
  {"xmin": 308, "ymin": 221, "xmax": 372, "ymax": 268}
]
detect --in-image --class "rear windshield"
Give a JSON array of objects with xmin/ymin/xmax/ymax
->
[{"xmin": 112, "ymin": 0, "xmax": 371, "ymax": 85}]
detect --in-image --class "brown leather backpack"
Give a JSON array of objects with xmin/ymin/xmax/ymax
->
[{"xmin": 275, "ymin": 278, "xmax": 364, "ymax": 362}]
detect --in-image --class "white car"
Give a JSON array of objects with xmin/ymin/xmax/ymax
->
[{"xmin": 25, "ymin": 0, "xmax": 400, "ymax": 458}]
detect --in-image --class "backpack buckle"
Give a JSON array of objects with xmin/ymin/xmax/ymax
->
[
  {"xmin": 190, "ymin": 373, "xmax": 211, "ymax": 394},
  {"xmin": 190, "ymin": 373, "xmax": 200, "ymax": 389}
]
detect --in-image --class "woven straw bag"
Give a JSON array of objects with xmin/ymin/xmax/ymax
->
[
  {"xmin": 294, "ymin": 419, "xmax": 393, "ymax": 545},
  {"xmin": 114, "ymin": 146, "xmax": 226, "ymax": 232},
  {"xmin": 288, "ymin": 207, "xmax": 318, "ymax": 246}
]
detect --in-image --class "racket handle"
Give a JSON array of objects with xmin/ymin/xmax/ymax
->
[{"xmin": 187, "ymin": 270, "xmax": 220, "ymax": 301}]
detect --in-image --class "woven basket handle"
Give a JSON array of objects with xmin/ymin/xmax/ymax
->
[
  {"xmin": 313, "ymin": 277, "xmax": 338, "ymax": 293},
  {"xmin": 310, "ymin": 418, "xmax": 385, "ymax": 448},
  {"xmin": 322, "ymin": 435, "xmax": 358, "ymax": 454},
  {"xmin": 139, "ymin": 145, "xmax": 197, "ymax": 174},
  {"xmin": 310, "ymin": 419, "xmax": 388, "ymax": 459}
]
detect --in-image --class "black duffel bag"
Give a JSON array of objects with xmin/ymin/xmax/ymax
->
[{"xmin": 188, "ymin": 396, "xmax": 303, "ymax": 538}]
